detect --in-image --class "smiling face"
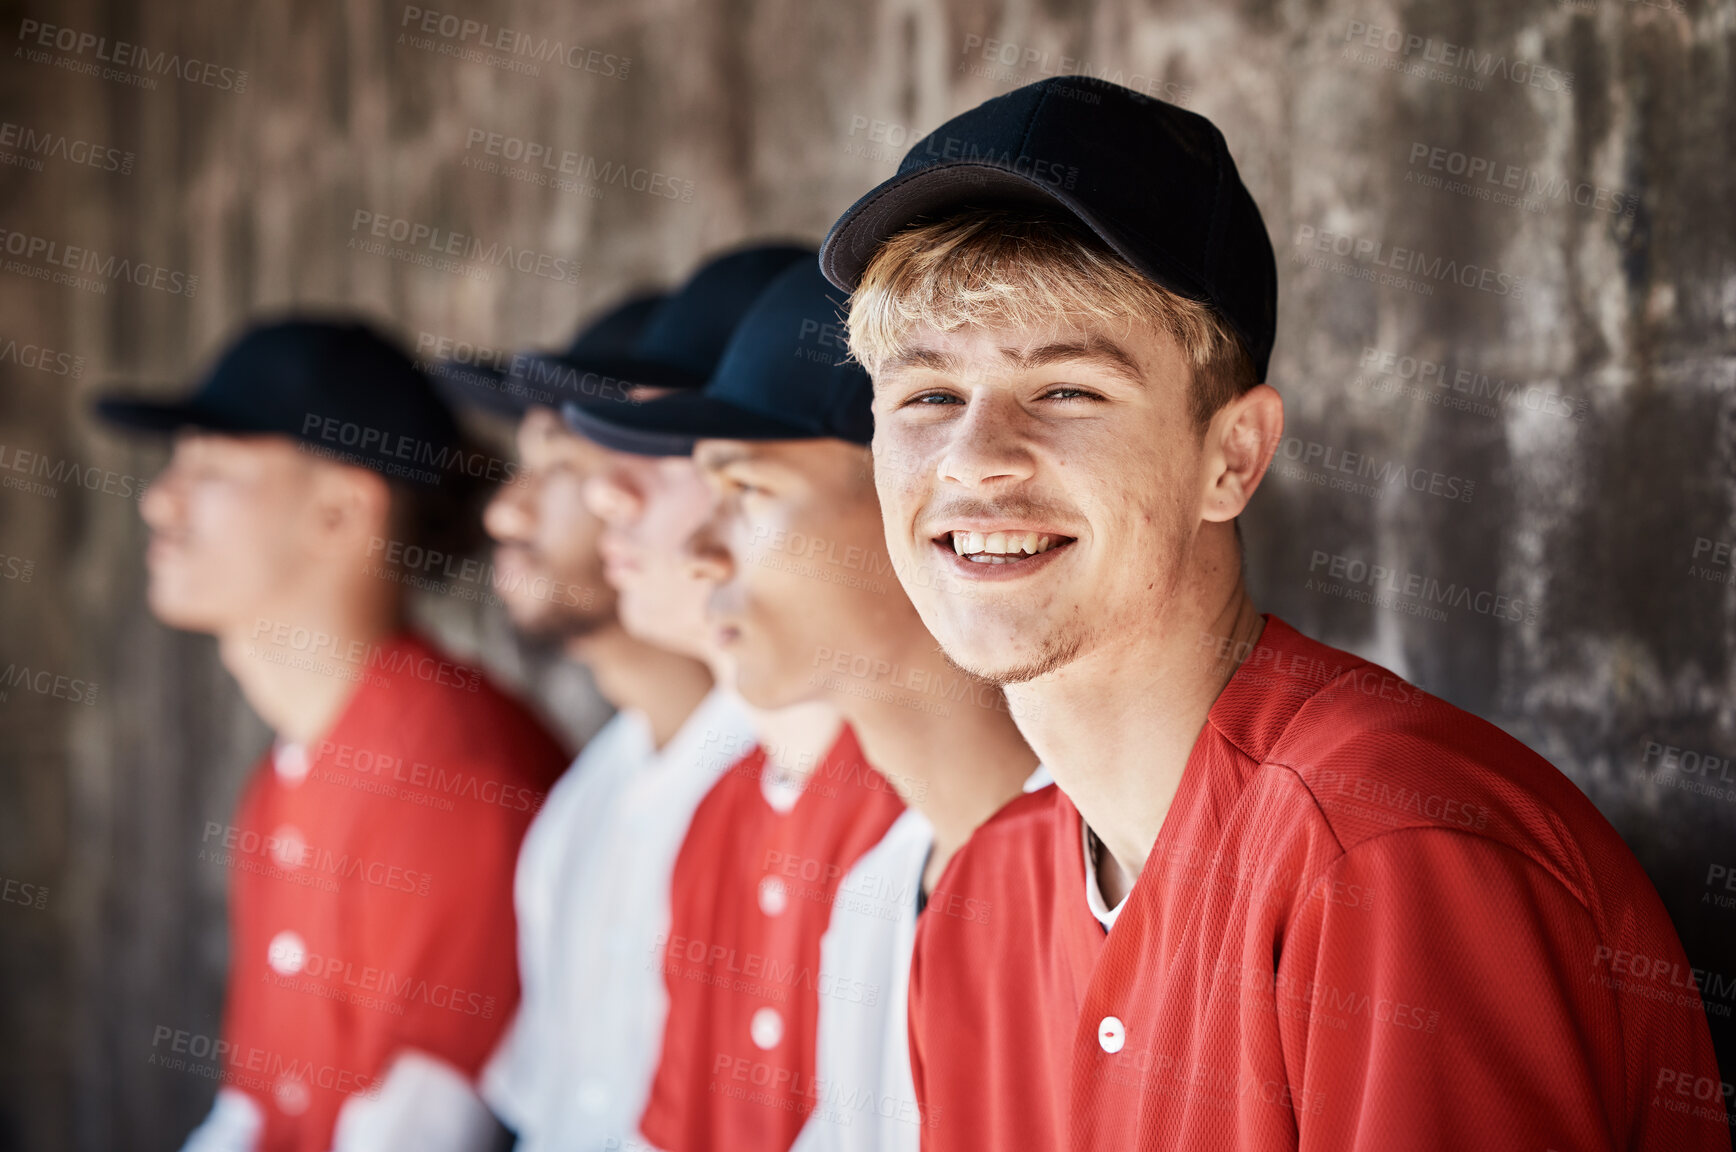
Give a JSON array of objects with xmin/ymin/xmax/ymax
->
[
  {"xmin": 848, "ymin": 211, "xmax": 1276, "ymax": 686},
  {"xmin": 580, "ymin": 449, "xmax": 718, "ymax": 661},
  {"xmin": 872, "ymin": 322, "xmax": 1214, "ymax": 684},
  {"xmin": 482, "ymin": 407, "xmax": 617, "ymax": 640},
  {"xmin": 689, "ymin": 437, "xmax": 911, "ymax": 711}
]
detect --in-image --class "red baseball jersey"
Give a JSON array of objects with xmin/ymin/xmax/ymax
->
[
  {"xmin": 642, "ymin": 723, "xmax": 907, "ymax": 1152},
  {"xmin": 213, "ymin": 631, "xmax": 566, "ymax": 1152},
  {"xmin": 909, "ymin": 616, "xmax": 1729, "ymax": 1151}
]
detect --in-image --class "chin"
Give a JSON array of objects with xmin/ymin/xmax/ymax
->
[
  {"xmin": 147, "ymin": 602, "xmax": 224, "ymax": 636},
  {"xmin": 942, "ymin": 629, "xmax": 1083, "ymax": 687},
  {"xmin": 732, "ymin": 661, "xmax": 807, "ymax": 713},
  {"xmin": 145, "ymin": 578, "xmax": 223, "ymax": 635},
  {"xmin": 511, "ymin": 601, "xmax": 604, "ymax": 643},
  {"xmin": 502, "ymin": 597, "xmax": 557, "ymax": 634}
]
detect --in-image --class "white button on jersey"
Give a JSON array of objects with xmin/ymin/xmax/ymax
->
[
  {"xmin": 758, "ymin": 875, "xmax": 788, "ymax": 916},
  {"xmin": 1097, "ymin": 1015, "xmax": 1125, "ymax": 1054},
  {"xmin": 270, "ymin": 824, "xmax": 306, "ymax": 869},
  {"xmin": 274, "ymin": 1076, "xmax": 311, "ymax": 1115},
  {"xmin": 750, "ymin": 1006, "xmax": 784, "ymax": 1050},
  {"xmin": 273, "ymin": 741, "xmax": 310, "ymax": 786},
  {"xmin": 760, "ymin": 768, "xmax": 803, "ymax": 814},
  {"xmin": 267, "ymin": 929, "xmax": 307, "ymax": 976}
]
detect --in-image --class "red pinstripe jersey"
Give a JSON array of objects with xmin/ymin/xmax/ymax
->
[
  {"xmin": 909, "ymin": 616, "xmax": 1728, "ymax": 1151},
  {"xmin": 642, "ymin": 723, "xmax": 907, "ymax": 1152},
  {"xmin": 216, "ymin": 632, "xmax": 567, "ymax": 1152}
]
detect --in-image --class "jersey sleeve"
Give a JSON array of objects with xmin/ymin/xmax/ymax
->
[
  {"xmin": 348, "ymin": 764, "xmax": 529, "ymax": 1083},
  {"xmin": 1281, "ymin": 827, "xmax": 1729, "ymax": 1152}
]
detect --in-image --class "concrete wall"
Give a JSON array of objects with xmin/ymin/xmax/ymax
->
[{"xmin": 1, "ymin": 0, "xmax": 1732, "ymax": 1146}]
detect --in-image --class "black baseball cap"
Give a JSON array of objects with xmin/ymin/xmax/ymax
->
[
  {"xmin": 432, "ymin": 292, "xmax": 664, "ymax": 419},
  {"xmin": 819, "ymin": 76, "xmax": 1278, "ymax": 382},
  {"xmin": 95, "ymin": 317, "xmax": 466, "ymax": 487},
  {"xmin": 561, "ymin": 261, "xmax": 872, "ymax": 457},
  {"xmin": 436, "ymin": 243, "xmax": 811, "ymax": 422}
]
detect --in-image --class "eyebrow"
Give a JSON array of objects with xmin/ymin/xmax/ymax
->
[
  {"xmin": 881, "ymin": 346, "xmax": 960, "ymax": 375},
  {"xmin": 881, "ymin": 335, "xmax": 1146, "ymax": 388},
  {"xmin": 693, "ymin": 442, "xmax": 756, "ymax": 473},
  {"xmin": 1008, "ymin": 337, "xmax": 1146, "ymax": 387}
]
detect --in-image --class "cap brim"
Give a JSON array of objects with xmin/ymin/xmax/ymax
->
[
  {"xmin": 93, "ymin": 394, "xmax": 255, "ymax": 435},
  {"xmin": 560, "ymin": 391, "xmax": 822, "ymax": 458},
  {"xmin": 565, "ymin": 354, "xmax": 707, "ymax": 393},
  {"xmin": 429, "ymin": 360, "xmax": 525, "ymax": 419},
  {"xmin": 433, "ymin": 352, "xmax": 708, "ymax": 421},
  {"xmin": 820, "ymin": 162, "xmax": 1208, "ymax": 306}
]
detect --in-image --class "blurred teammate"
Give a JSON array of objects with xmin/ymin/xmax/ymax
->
[
  {"xmin": 566, "ymin": 261, "xmax": 1038, "ymax": 1152},
  {"xmin": 819, "ymin": 76, "xmax": 1731, "ymax": 1150},
  {"xmin": 98, "ymin": 319, "xmax": 568, "ymax": 1152},
  {"xmin": 445, "ymin": 245, "xmax": 837, "ymax": 1152}
]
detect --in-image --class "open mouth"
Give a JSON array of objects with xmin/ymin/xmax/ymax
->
[{"xmin": 939, "ymin": 530, "xmax": 1076, "ymax": 566}]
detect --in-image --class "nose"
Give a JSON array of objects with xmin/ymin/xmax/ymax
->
[
  {"xmin": 139, "ymin": 459, "xmax": 183, "ymax": 531},
  {"xmin": 483, "ymin": 471, "xmax": 538, "ymax": 543},
  {"xmin": 682, "ymin": 504, "xmax": 734, "ymax": 585},
  {"xmin": 582, "ymin": 460, "xmax": 641, "ymax": 526},
  {"xmin": 937, "ymin": 393, "xmax": 1036, "ymax": 489}
]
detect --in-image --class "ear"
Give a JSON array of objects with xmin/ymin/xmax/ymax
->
[
  {"xmin": 1200, "ymin": 383, "xmax": 1283, "ymax": 523},
  {"xmin": 306, "ymin": 462, "xmax": 393, "ymax": 556}
]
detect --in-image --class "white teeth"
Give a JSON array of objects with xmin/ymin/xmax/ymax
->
[{"xmin": 947, "ymin": 530, "xmax": 1064, "ymax": 558}]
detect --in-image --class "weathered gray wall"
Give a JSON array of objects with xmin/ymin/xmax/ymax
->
[{"xmin": 1, "ymin": 0, "xmax": 1732, "ymax": 1148}]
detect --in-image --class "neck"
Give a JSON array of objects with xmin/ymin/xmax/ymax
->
[
  {"xmin": 571, "ymin": 621, "xmax": 714, "ymax": 750},
  {"xmin": 834, "ymin": 626, "xmax": 1037, "ymax": 892},
  {"xmin": 745, "ymin": 698, "xmax": 845, "ymax": 782},
  {"xmin": 1006, "ymin": 551, "xmax": 1263, "ymax": 903},
  {"xmin": 217, "ymin": 591, "xmax": 403, "ymax": 747}
]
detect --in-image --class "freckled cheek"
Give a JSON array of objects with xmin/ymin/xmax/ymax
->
[{"xmin": 872, "ymin": 453, "xmax": 930, "ymax": 525}]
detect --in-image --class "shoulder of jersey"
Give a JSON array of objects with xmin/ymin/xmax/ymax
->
[
  {"xmin": 1257, "ymin": 638, "xmax": 1629, "ymax": 906},
  {"xmin": 371, "ymin": 638, "xmax": 568, "ymax": 786}
]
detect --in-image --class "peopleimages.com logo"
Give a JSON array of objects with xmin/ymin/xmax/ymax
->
[
  {"xmin": 348, "ymin": 210, "xmax": 581, "ymax": 285},
  {"xmin": 15, "ymin": 19, "xmax": 249, "ymax": 92},
  {"xmin": 1293, "ymin": 225, "xmax": 1525, "ymax": 298},
  {"xmin": 0, "ymin": 119, "xmax": 134, "ymax": 174},
  {"xmin": 397, "ymin": 7, "xmax": 629, "ymax": 79},
  {"xmin": 0, "ymin": 227, "xmax": 198, "ymax": 296}
]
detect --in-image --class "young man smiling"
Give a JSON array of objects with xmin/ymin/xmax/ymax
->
[
  {"xmin": 818, "ymin": 77, "xmax": 1728, "ymax": 1151},
  {"xmin": 565, "ymin": 260, "xmax": 1039, "ymax": 1152}
]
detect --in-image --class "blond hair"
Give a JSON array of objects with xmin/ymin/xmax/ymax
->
[{"xmin": 846, "ymin": 210, "xmax": 1254, "ymax": 427}]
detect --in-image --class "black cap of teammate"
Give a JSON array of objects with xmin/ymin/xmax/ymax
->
[
  {"xmin": 433, "ymin": 243, "xmax": 813, "ymax": 418},
  {"xmin": 819, "ymin": 76, "xmax": 1278, "ymax": 382},
  {"xmin": 432, "ymin": 292, "xmax": 665, "ymax": 419},
  {"xmin": 94, "ymin": 317, "xmax": 465, "ymax": 486},
  {"xmin": 561, "ymin": 261, "xmax": 871, "ymax": 457}
]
